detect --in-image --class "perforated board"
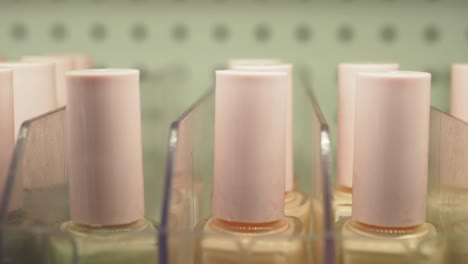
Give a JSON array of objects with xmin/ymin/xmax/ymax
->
[{"xmin": 1, "ymin": 0, "xmax": 467, "ymax": 217}]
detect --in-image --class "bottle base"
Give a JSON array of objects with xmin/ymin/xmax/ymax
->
[
  {"xmin": 194, "ymin": 217, "xmax": 305, "ymax": 264},
  {"xmin": 49, "ymin": 218, "xmax": 158, "ymax": 264},
  {"xmin": 341, "ymin": 219, "xmax": 442, "ymax": 264}
]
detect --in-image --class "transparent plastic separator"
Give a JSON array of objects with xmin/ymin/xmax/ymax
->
[
  {"xmin": 417, "ymin": 233, "xmax": 468, "ymax": 263},
  {"xmin": 0, "ymin": 106, "xmax": 160, "ymax": 264},
  {"xmin": 161, "ymin": 67, "xmax": 334, "ymax": 264},
  {"xmin": 160, "ymin": 89, "xmax": 214, "ymax": 264},
  {"xmin": 0, "ymin": 107, "xmax": 68, "ymax": 226},
  {"xmin": 298, "ymin": 68, "xmax": 335, "ymax": 264},
  {"xmin": 427, "ymin": 108, "xmax": 468, "ymax": 233},
  {"xmin": 0, "ymin": 107, "xmax": 73, "ymax": 264},
  {"xmin": 2, "ymin": 226, "xmax": 78, "ymax": 264}
]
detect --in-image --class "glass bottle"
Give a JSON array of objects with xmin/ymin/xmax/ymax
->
[
  {"xmin": 335, "ymin": 63, "xmax": 399, "ymax": 223},
  {"xmin": 49, "ymin": 69, "xmax": 158, "ymax": 264},
  {"xmin": 230, "ymin": 63, "xmax": 311, "ymax": 232},
  {"xmin": 195, "ymin": 70, "xmax": 305, "ymax": 264},
  {"xmin": 340, "ymin": 71, "xmax": 443, "ymax": 264}
]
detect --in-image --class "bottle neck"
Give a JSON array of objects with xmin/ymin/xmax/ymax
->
[
  {"xmin": 72, "ymin": 218, "xmax": 144, "ymax": 231},
  {"xmin": 351, "ymin": 219, "xmax": 423, "ymax": 235},
  {"xmin": 211, "ymin": 218, "xmax": 288, "ymax": 234}
]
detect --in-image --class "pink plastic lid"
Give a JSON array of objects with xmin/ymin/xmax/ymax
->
[
  {"xmin": 338, "ymin": 63, "xmax": 399, "ymax": 189},
  {"xmin": 69, "ymin": 53, "xmax": 93, "ymax": 70},
  {"xmin": 228, "ymin": 58, "xmax": 282, "ymax": 69},
  {"xmin": 0, "ymin": 69, "xmax": 15, "ymax": 210},
  {"xmin": 352, "ymin": 71, "xmax": 431, "ymax": 228},
  {"xmin": 0, "ymin": 62, "xmax": 57, "ymax": 138},
  {"xmin": 0, "ymin": 55, "xmax": 5, "ymax": 61},
  {"xmin": 22, "ymin": 56, "xmax": 74, "ymax": 106},
  {"xmin": 451, "ymin": 64, "xmax": 468, "ymax": 123},
  {"xmin": 67, "ymin": 69, "xmax": 145, "ymax": 227},
  {"xmin": 213, "ymin": 70, "xmax": 288, "ymax": 223},
  {"xmin": 230, "ymin": 64, "xmax": 294, "ymax": 192}
]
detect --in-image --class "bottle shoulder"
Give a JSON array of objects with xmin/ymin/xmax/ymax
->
[
  {"xmin": 342, "ymin": 219, "xmax": 437, "ymax": 240},
  {"xmin": 196, "ymin": 216, "xmax": 303, "ymax": 237},
  {"xmin": 60, "ymin": 218, "xmax": 157, "ymax": 238},
  {"xmin": 195, "ymin": 217, "xmax": 306, "ymax": 260}
]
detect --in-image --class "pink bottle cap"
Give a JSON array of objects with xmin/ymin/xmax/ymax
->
[
  {"xmin": 69, "ymin": 53, "xmax": 93, "ymax": 70},
  {"xmin": 213, "ymin": 70, "xmax": 288, "ymax": 223},
  {"xmin": 22, "ymin": 56, "xmax": 74, "ymax": 106},
  {"xmin": 230, "ymin": 64, "xmax": 294, "ymax": 192},
  {"xmin": 228, "ymin": 58, "xmax": 282, "ymax": 69},
  {"xmin": 338, "ymin": 63, "xmax": 399, "ymax": 189},
  {"xmin": 0, "ymin": 69, "xmax": 16, "ymax": 210},
  {"xmin": 0, "ymin": 62, "xmax": 57, "ymax": 138},
  {"xmin": 450, "ymin": 64, "xmax": 468, "ymax": 123},
  {"xmin": 0, "ymin": 55, "xmax": 5, "ymax": 61},
  {"xmin": 352, "ymin": 71, "xmax": 431, "ymax": 228},
  {"xmin": 67, "ymin": 69, "xmax": 144, "ymax": 227}
]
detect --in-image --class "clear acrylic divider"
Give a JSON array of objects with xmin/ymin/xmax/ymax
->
[
  {"xmin": 427, "ymin": 107, "xmax": 468, "ymax": 233},
  {"xmin": 414, "ymin": 107, "xmax": 468, "ymax": 264},
  {"xmin": 0, "ymin": 107, "xmax": 159, "ymax": 264},
  {"xmin": 161, "ymin": 69, "xmax": 335, "ymax": 264}
]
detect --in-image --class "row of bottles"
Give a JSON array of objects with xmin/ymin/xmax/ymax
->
[{"xmin": 1, "ymin": 54, "xmax": 468, "ymax": 263}]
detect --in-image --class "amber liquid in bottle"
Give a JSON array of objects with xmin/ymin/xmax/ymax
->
[
  {"xmin": 195, "ymin": 217, "xmax": 305, "ymax": 264},
  {"xmin": 340, "ymin": 219, "xmax": 443, "ymax": 264},
  {"xmin": 49, "ymin": 219, "xmax": 158, "ymax": 264},
  {"xmin": 284, "ymin": 191, "xmax": 311, "ymax": 232}
]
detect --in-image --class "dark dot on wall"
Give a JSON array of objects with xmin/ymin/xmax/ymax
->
[
  {"xmin": 337, "ymin": 25, "xmax": 354, "ymax": 43},
  {"xmin": 90, "ymin": 23, "xmax": 108, "ymax": 42},
  {"xmin": 213, "ymin": 24, "xmax": 229, "ymax": 42},
  {"xmin": 380, "ymin": 25, "xmax": 397, "ymax": 43},
  {"xmin": 10, "ymin": 23, "xmax": 28, "ymax": 41},
  {"xmin": 295, "ymin": 25, "xmax": 312, "ymax": 43},
  {"xmin": 131, "ymin": 24, "xmax": 148, "ymax": 42},
  {"xmin": 254, "ymin": 24, "xmax": 271, "ymax": 43},
  {"xmin": 50, "ymin": 23, "xmax": 67, "ymax": 41},
  {"xmin": 423, "ymin": 25, "xmax": 440, "ymax": 43},
  {"xmin": 172, "ymin": 24, "xmax": 188, "ymax": 42}
]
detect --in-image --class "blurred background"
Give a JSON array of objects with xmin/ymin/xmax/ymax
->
[{"xmin": 1, "ymin": 0, "xmax": 468, "ymax": 218}]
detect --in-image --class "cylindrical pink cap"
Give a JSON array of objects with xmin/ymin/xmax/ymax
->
[
  {"xmin": 228, "ymin": 58, "xmax": 281, "ymax": 69},
  {"xmin": 338, "ymin": 63, "xmax": 399, "ymax": 189},
  {"xmin": 230, "ymin": 64, "xmax": 294, "ymax": 192},
  {"xmin": 0, "ymin": 55, "xmax": 5, "ymax": 61},
  {"xmin": 0, "ymin": 69, "xmax": 15, "ymax": 209},
  {"xmin": 352, "ymin": 71, "xmax": 431, "ymax": 228},
  {"xmin": 0, "ymin": 62, "xmax": 57, "ymax": 138},
  {"xmin": 213, "ymin": 70, "xmax": 288, "ymax": 223},
  {"xmin": 67, "ymin": 69, "xmax": 144, "ymax": 227},
  {"xmin": 450, "ymin": 64, "xmax": 468, "ymax": 123},
  {"xmin": 22, "ymin": 56, "xmax": 74, "ymax": 106},
  {"xmin": 69, "ymin": 53, "xmax": 93, "ymax": 70}
]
